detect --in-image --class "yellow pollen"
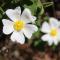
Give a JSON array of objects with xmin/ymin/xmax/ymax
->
[
  {"xmin": 50, "ymin": 28, "xmax": 57, "ymax": 37},
  {"xmin": 13, "ymin": 20, "xmax": 25, "ymax": 31}
]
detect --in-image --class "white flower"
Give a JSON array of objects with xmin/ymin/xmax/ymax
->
[
  {"xmin": 41, "ymin": 17, "xmax": 60, "ymax": 45},
  {"xmin": 2, "ymin": 6, "xmax": 38, "ymax": 44}
]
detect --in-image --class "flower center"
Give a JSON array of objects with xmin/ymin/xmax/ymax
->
[
  {"xmin": 13, "ymin": 20, "xmax": 25, "ymax": 31},
  {"xmin": 50, "ymin": 28, "xmax": 57, "ymax": 37}
]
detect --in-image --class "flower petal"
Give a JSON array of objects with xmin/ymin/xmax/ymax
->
[
  {"xmin": 6, "ymin": 9, "xmax": 20, "ymax": 21},
  {"xmin": 56, "ymin": 30, "xmax": 60, "ymax": 43},
  {"xmin": 50, "ymin": 36, "xmax": 58, "ymax": 45},
  {"xmin": 53, "ymin": 29, "xmax": 60, "ymax": 45},
  {"xmin": 3, "ymin": 26, "xmax": 13, "ymax": 35},
  {"xmin": 29, "ymin": 16, "xmax": 36, "ymax": 23},
  {"xmin": 41, "ymin": 34, "xmax": 53, "ymax": 45},
  {"xmin": 21, "ymin": 8, "xmax": 36, "ymax": 23},
  {"xmin": 49, "ymin": 17, "xmax": 59, "ymax": 28},
  {"xmin": 53, "ymin": 38, "xmax": 58, "ymax": 45},
  {"xmin": 26, "ymin": 24, "xmax": 38, "ymax": 32},
  {"xmin": 10, "ymin": 31, "xmax": 25, "ymax": 44},
  {"xmin": 23, "ymin": 24, "xmax": 38, "ymax": 39},
  {"xmin": 2, "ymin": 19, "xmax": 13, "ymax": 26},
  {"xmin": 41, "ymin": 22, "xmax": 50, "ymax": 33},
  {"xmin": 15, "ymin": 6, "xmax": 21, "ymax": 15}
]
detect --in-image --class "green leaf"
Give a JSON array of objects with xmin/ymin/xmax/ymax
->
[
  {"xmin": 24, "ymin": 0, "xmax": 37, "ymax": 15},
  {"xmin": 39, "ymin": 6, "xmax": 44, "ymax": 15},
  {"xmin": 44, "ymin": 16, "xmax": 49, "ymax": 22},
  {"xmin": 43, "ymin": 2, "xmax": 53, "ymax": 8},
  {"xmin": 51, "ymin": 44, "xmax": 56, "ymax": 50},
  {"xmin": 11, "ymin": 0, "xmax": 20, "ymax": 3},
  {"xmin": 33, "ymin": 29, "xmax": 41, "ymax": 38},
  {"xmin": 0, "ymin": 7, "xmax": 4, "ymax": 19},
  {"xmin": 24, "ymin": 0, "xmax": 44, "ymax": 15},
  {"xmin": 35, "ymin": 20, "xmax": 40, "ymax": 27},
  {"xmin": 0, "ymin": 13, "xmax": 2, "ymax": 19},
  {"xmin": 34, "ymin": 40, "xmax": 40, "ymax": 46},
  {"xmin": 0, "ymin": 7, "xmax": 4, "ymax": 13},
  {"xmin": 37, "ymin": 0, "xmax": 44, "ymax": 15}
]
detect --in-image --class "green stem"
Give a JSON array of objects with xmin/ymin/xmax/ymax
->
[{"xmin": 0, "ymin": 7, "xmax": 4, "ymax": 13}]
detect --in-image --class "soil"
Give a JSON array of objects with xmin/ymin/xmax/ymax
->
[{"xmin": 0, "ymin": 35, "xmax": 60, "ymax": 60}]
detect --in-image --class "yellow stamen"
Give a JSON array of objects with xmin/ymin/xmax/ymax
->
[
  {"xmin": 13, "ymin": 20, "xmax": 25, "ymax": 31},
  {"xmin": 50, "ymin": 28, "xmax": 57, "ymax": 37}
]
